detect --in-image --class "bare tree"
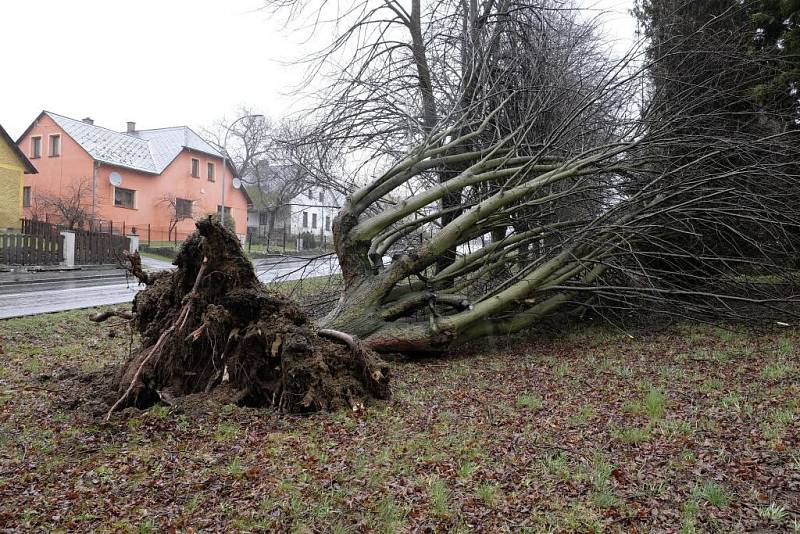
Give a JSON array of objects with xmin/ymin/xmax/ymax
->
[
  {"xmin": 248, "ymin": 162, "xmax": 308, "ymax": 246},
  {"xmin": 33, "ymin": 178, "xmax": 95, "ymax": 229},
  {"xmin": 202, "ymin": 106, "xmax": 273, "ymax": 178},
  {"xmin": 256, "ymin": 0, "xmax": 800, "ymax": 353},
  {"xmin": 158, "ymin": 194, "xmax": 196, "ymax": 242}
]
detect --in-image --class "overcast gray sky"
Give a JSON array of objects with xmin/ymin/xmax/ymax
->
[{"xmin": 0, "ymin": 0, "xmax": 636, "ymax": 139}]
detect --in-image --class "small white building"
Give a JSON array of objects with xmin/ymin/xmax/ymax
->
[{"xmin": 290, "ymin": 186, "xmax": 342, "ymax": 249}]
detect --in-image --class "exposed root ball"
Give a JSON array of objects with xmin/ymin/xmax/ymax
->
[{"xmin": 110, "ymin": 216, "xmax": 389, "ymax": 415}]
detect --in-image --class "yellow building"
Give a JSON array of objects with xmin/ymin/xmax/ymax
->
[{"xmin": 0, "ymin": 122, "xmax": 37, "ymax": 230}]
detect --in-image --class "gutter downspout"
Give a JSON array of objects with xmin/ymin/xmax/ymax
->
[{"xmin": 91, "ymin": 161, "xmax": 99, "ymax": 226}]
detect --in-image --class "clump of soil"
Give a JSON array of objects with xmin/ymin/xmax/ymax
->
[{"xmin": 107, "ymin": 216, "xmax": 389, "ymax": 416}]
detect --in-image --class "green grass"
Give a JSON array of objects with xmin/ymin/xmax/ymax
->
[
  {"xmin": 266, "ymin": 273, "xmax": 343, "ymax": 302},
  {"xmin": 428, "ymin": 476, "xmax": 451, "ymax": 518},
  {"xmin": 1, "ymin": 311, "xmax": 798, "ymax": 531},
  {"xmin": 614, "ymin": 426, "xmax": 652, "ymax": 444},
  {"xmin": 214, "ymin": 421, "xmax": 241, "ymax": 442},
  {"xmin": 777, "ymin": 337, "xmax": 793, "ymax": 356},
  {"xmin": 645, "ymin": 388, "xmax": 666, "ymax": 420},
  {"xmin": 245, "ymin": 241, "xmax": 298, "ymax": 254},
  {"xmin": 516, "ymin": 393, "xmax": 543, "ymax": 411},
  {"xmin": 762, "ymin": 361, "xmax": 794, "ymax": 381},
  {"xmin": 138, "ymin": 250, "xmax": 174, "ymax": 264},
  {"xmin": 758, "ymin": 503, "xmax": 788, "ymax": 523},
  {"xmin": 457, "ymin": 460, "xmax": 477, "ymax": 480},
  {"xmin": 543, "ymin": 452, "xmax": 572, "ymax": 480},
  {"xmin": 691, "ymin": 480, "xmax": 729, "ymax": 507},
  {"xmin": 475, "ymin": 483, "xmax": 501, "ymax": 507}
]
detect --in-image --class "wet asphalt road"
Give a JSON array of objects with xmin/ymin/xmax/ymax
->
[{"xmin": 0, "ymin": 255, "xmax": 339, "ymax": 320}]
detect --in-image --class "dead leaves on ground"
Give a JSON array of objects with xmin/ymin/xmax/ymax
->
[{"xmin": 0, "ymin": 312, "xmax": 798, "ymax": 532}]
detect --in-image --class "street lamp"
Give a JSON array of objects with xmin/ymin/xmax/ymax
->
[{"xmin": 220, "ymin": 113, "xmax": 264, "ymax": 218}]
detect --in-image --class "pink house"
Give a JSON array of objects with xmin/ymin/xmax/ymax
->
[{"xmin": 17, "ymin": 111, "xmax": 251, "ymax": 239}]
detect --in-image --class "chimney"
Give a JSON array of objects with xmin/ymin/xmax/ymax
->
[
  {"xmin": 82, "ymin": 117, "xmax": 94, "ymax": 125},
  {"xmin": 126, "ymin": 121, "xmax": 136, "ymax": 133}
]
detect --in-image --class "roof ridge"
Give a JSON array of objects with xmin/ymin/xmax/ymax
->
[
  {"xmin": 44, "ymin": 111, "xmax": 147, "ymax": 141},
  {"xmin": 134, "ymin": 125, "xmax": 188, "ymax": 133},
  {"xmin": 40, "ymin": 111, "xmax": 229, "ymax": 176}
]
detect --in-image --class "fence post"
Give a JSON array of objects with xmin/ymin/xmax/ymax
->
[
  {"xmin": 110, "ymin": 220, "xmax": 113, "ymax": 236},
  {"xmin": 283, "ymin": 227, "xmax": 287, "ymax": 253},
  {"xmin": 148, "ymin": 224, "xmax": 151, "ymax": 247},
  {"xmin": 123, "ymin": 221, "xmax": 126, "ymax": 236},
  {"xmin": 60, "ymin": 231, "xmax": 75, "ymax": 268}
]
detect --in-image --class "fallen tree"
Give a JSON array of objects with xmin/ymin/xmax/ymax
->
[
  {"xmin": 102, "ymin": 217, "xmax": 388, "ymax": 417},
  {"xmin": 100, "ymin": 1, "xmax": 800, "ymax": 415},
  {"xmin": 273, "ymin": 0, "xmax": 800, "ymax": 351}
]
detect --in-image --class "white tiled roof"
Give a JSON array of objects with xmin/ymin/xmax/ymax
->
[{"xmin": 45, "ymin": 112, "xmax": 224, "ymax": 174}]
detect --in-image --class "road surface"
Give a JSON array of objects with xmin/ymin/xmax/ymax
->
[{"xmin": 0, "ymin": 255, "xmax": 340, "ymax": 320}]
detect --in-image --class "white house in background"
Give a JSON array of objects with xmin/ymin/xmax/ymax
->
[
  {"xmin": 291, "ymin": 186, "xmax": 342, "ymax": 248},
  {"xmin": 245, "ymin": 166, "xmax": 343, "ymax": 249}
]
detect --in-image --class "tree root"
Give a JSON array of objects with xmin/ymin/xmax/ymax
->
[{"xmin": 105, "ymin": 217, "xmax": 390, "ymax": 417}]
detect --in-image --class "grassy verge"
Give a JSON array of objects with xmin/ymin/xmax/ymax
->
[
  {"xmin": 266, "ymin": 274, "xmax": 343, "ymax": 304},
  {"xmin": 0, "ymin": 313, "xmax": 798, "ymax": 531},
  {"xmin": 245, "ymin": 242, "xmax": 298, "ymax": 255},
  {"xmin": 138, "ymin": 251, "xmax": 175, "ymax": 264}
]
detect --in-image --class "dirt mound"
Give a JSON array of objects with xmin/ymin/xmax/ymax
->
[{"xmin": 105, "ymin": 216, "xmax": 389, "ymax": 418}]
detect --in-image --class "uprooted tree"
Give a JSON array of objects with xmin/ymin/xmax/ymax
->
[
  {"xmin": 103, "ymin": 218, "xmax": 388, "ymax": 417},
  {"xmin": 102, "ymin": 0, "xmax": 800, "ymax": 414},
  {"xmin": 271, "ymin": 0, "xmax": 800, "ymax": 351}
]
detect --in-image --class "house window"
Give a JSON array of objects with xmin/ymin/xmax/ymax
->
[
  {"xmin": 325, "ymin": 215, "xmax": 331, "ymax": 231},
  {"xmin": 308, "ymin": 189, "xmax": 313, "ymax": 199},
  {"xmin": 259, "ymin": 211, "xmax": 270, "ymax": 225},
  {"xmin": 302, "ymin": 212, "xmax": 308, "ymax": 228},
  {"xmin": 22, "ymin": 186, "xmax": 32, "ymax": 208},
  {"xmin": 176, "ymin": 198, "xmax": 192, "ymax": 219},
  {"xmin": 312, "ymin": 213, "xmax": 318, "ymax": 229},
  {"xmin": 319, "ymin": 192, "xmax": 323, "ymax": 203},
  {"xmin": 30, "ymin": 137, "xmax": 41, "ymax": 158},
  {"xmin": 217, "ymin": 205, "xmax": 231, "ymax": 218},
  {"xmin": 207, "ymin": 162, "xmax": 215, "ymax": 182},
  {"xmin": 191, "ymin": 158, "xmax": 200, "ymax": 178},
  {"xmin": 114, "ymin": 187, "xmax": 135, "ymax": 209},
  {"xmin": 49, "ymin": 134, "xmax": 61, "ymax": 157}
]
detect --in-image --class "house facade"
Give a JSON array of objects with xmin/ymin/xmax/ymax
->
[
  {"xmin": 246, "ymin": 179, "xmax": 342, "ymax": 249},
  {"xmin": 244, "ymin": 163, "xmax": 343, "ymax": 248},
  {"xmin": 290, "ymin": 186, "xmax": 342, "ymax": 245},
  {"xmin": 0, "ymin": 123, "xmax": 37, "ymax": 230},
  {"xmin": 17, "ymin": 111, "xmax": 250, "ymax": 239}
]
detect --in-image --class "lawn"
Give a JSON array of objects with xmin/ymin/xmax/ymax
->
[{"xmin": 0, "ymin": 310, "xmax": 798, "ymax": 532}]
